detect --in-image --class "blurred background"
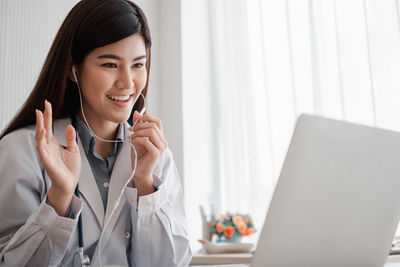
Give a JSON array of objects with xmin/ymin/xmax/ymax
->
[{"xmin": 1, "ymin": 0, "xmax": 400, "ymax": 252}]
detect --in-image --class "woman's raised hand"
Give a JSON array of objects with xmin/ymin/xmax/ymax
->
[
  {"xmin": 35, "ymin": 100, "xmax": 81, "ymax": 216},
  {"xmin": 129, "ymin": 111, "xmax": 168, "ymax": 197}
]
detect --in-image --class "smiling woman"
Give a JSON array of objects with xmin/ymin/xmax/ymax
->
[{"xmin": 0, "ymin": 0, "xmax": 191, "ymax": 266}]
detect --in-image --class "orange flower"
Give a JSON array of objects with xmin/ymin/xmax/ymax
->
[
  {"xmin": 232, "ymin": 216, "xmax": 243, "ymax": 226},
  {"xmin": 219, "ymin": 214, "xmax": 227, "ymax": 220},
  {"xmin": 243, "ymin": 218, "xmax": 248, "ymax": 224},
  {"xmin": 238, "ymin": 222, "xmax": 248, "ymax": 234},
  {"xmin": 243, "ymin": 227, "xmax": 254, "ymax": 236},
  {"xmin": 216, "ymin": 222, "xmax": 224, "ymax": 233},
  {"xmin": 224, "ymin": 226, "xmax": 235, "ymax": 238}
]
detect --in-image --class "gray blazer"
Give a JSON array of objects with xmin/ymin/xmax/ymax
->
[{"xmin": 0, "ymin": 118, "xmax": 191, "ymax": 266}]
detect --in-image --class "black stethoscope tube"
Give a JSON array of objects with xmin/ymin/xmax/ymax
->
[
  {"xmin": 73, "ymin": 183, "xmax": 90, "ymax": 266},
  {"xmin": 71, "ymin": 116, "xmax": 90, "ymax": 266},
  {"xmin": 74, "ymin": 184, "xmax": 84, "ymax": 249}
]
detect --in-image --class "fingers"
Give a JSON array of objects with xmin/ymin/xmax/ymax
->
[
  {"xmin": 65, "ymin": 125, "xmax": 79, "ymax": 153},
  {"xmin": 130, "ymin": 128, "xmax": 165, "ymax": 151},
  {"xmin": 131, "ymin": 122, "xmax": 168, "ymax": 148},
  {"xmin": 131, "ymin": 111, "xmax": 142, "ymax": 130},
  {"xmin": 131, "ymin": 136, "xmax": 160, "ymax": 159},
  {"xmin": 35, "ymin": 100, "xmax": 54, "ymax": 144},
  {"xmin": 131, "ymin": 112, "xmax": 163, "ymax": 132},
  {"xmin": 35, "ymin": 109, "xmax": 44, "ymax": 141},
  {"xmin": 132, "ymin": 110, "xmax": 139, "ymax": 122},
  {"xmin": 36, "ymin": 128, "xmax": 48, "ymax": 159},
  {"xmin": 140, "ymin": 113, "xmax": 163, "ymax": 132},
  {"xmin": 129, "ymin": 112, "xmax": 167, "ymax": 148},
  {"xmin": 43, "ymin": 100, "xmax": 54, "ymax": 142},
  {"xmin": 35, "ymin": 109, "xmax": 49, "ymax": 161}
]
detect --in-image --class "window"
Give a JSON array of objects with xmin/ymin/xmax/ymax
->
[{"xmin": 182, "ymin": 0, "xmax": 400, "ymax": 250}]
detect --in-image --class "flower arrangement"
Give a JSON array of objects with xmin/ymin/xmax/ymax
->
[{"xmin": 209, "ymin": 212, "xmax": 256, "ymax": 242}]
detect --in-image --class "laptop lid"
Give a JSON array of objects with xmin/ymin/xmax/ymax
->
[{"xmin": 252, "ymin": 114, "xmax": 400, "ymax": 267}]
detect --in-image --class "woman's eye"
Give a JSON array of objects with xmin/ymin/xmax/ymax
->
[
  {"xmin": 133, "ymin": 63, "xmax": 144, "ymax": 68},
  {"xmin": 102, "ymin": 63, "xmax": 117, "ymax": 68}
]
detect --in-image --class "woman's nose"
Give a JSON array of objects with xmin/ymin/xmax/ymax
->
[{"xmin": 115, "ymin": 68, "xmax": 134, "ymax": 89}]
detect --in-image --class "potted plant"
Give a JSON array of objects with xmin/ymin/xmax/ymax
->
[{"xmin": 209, "ymin": 212, "xmax": 256, "ymax": 243}]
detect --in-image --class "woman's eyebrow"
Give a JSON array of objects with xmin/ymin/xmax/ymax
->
[
  {"xmin": 97, "ymin": 54, "xmax": 147, "ymax": 61},
  {"xmin": 98, "ymin": 54, "xmax": 122, "ymax": 60}
]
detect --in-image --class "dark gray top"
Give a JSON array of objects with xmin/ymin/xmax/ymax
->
[{"xmin": 75, "ymin": 116, "xmax": 124, "ymax": 210}]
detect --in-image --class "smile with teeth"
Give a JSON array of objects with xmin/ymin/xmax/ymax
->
[{"xmin": 106, "ymin": 94, "xmax": 132, "ymax": 102}]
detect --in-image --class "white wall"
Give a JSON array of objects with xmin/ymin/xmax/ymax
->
[
  {"xmin": 158, "ymin": 0, "xmax": 184, "ymax": 183},
  {"xmin": 0, "ymin": 0, "xmax": 80, "ymax": 130}
]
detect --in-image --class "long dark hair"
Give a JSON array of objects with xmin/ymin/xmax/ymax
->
[{"xmin": 0, "ymin": 0, "xmax": 151, "ymax": 140}]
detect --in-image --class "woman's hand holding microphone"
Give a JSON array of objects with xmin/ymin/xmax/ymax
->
[{"xmin": 35, "ymin": 100, "xmax": 81, "ymax": 216}]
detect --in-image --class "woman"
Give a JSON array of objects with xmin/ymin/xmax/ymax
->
[{"xmin": 0, "ymin": 0, "xmax": 191, "ymax": 266}]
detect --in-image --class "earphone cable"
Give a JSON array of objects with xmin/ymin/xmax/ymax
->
[{"xmin": 72, "ymin": 68, "xmax": 143, "ymax": 266}]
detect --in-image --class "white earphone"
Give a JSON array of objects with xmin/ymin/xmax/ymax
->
[{"xmin": 72, "ymin": 65, "xmax": 78, "ymax": 82}]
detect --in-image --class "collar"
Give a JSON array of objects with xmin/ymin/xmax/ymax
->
[{"xmin": 73, "ymin": 116, "xmax": 125, "ymax": 156}]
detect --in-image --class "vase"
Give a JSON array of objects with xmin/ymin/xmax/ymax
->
[{"xmin": 224, "ymin": 235, "xmax": 242, "ymax": 243}]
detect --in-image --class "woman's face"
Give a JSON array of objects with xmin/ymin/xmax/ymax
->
[{"xmin": 76, "ymin": 33, "xmax": 147, "ymax": 126}]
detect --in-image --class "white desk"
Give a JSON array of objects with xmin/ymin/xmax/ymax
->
[
  {"xmin": 190, "ymin": 253, "xmax": 253, "ymax": 265},
  {"xmin": 386, "ymin": 255, "xmax": 400, "ymax": 265},
  {"xmin": 190, "ymin": 253, "xmax": 400, "ymax": 266}
]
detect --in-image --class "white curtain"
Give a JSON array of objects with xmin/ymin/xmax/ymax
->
[{"xmin": 181, "ymin": 0, "xmax": 400, "ymax": 250}]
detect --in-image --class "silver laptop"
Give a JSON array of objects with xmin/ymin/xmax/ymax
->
[{"xmin": 252, "ymin": 114, "xmax": 400, "ymax": 267}]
